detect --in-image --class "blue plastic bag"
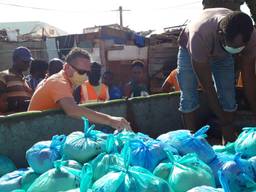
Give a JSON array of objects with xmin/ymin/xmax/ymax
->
[
  {"xmin": 0, "ymin": 168, "xmax": 40, "ymax": 191},
  {"xmin": 235, "ymin": 127, "xmax": 256, "ymax": 158},
  {"xmin": 218, "ymin": 155, "xmax": 256, "ymax": 192},
  {"xmin": 92, "ymin": 144, "xmax": 171, "ymax": 192},
  {"xmin": 122, "ymin": 139, "xmax": 167, "ymax": 172},
  {"xmin": 26, "ymin": 134, "xmax": 66, "ymax": 174},
  {"xmin": 187, "ymin": 186, "xmax": 224, "ymax": 192},
  {"xmin": 0, "ymin": 155, "xmax": 16, "ymax": 176},
  {"xmin": 154, "ymin": 152, "xmax": 216, "ymax": 192},
  {"xmin": 114, "ymin": 130, "xmax": 153, "ymax": 152},
  {"xmin": 157, "ymin": 129, "xmax": 190, "ymax": 145},
  {"xmin": 249, "ymin": 156, "xmax": 256, "ymax": 174},
  {"xmin": 208, "ymin": 152, "xmax": 235, "ymax": 187},
  {"xmin": 27, "ymin": 161, "xmax": 80, "ymax": 192},
  {"xmin": 60, "ymin": 160, "xmax": 82, "ymax": 170},
  {"xmin": 90, "ymin": 134, "xmax": 125, "ymax": 181},
  {"xmin": 63, "ymin": 117, "xmax": 107, "ymax": 163},
  {"xmin": 58, "ymin": 163, "xmax": 93, "ymax": 192},
  {"xmin": 213, "ymin": 142, "xmax": 236, "ymax": 156},
  {"xmin": 20, "ymin": 168, "xmax": 40, "ymax": 191},
  {"xmin": 157, "ymin": 126, "xmax": 216, "ymax": 163},
  {"xmin": 0, "ymin": 169, "xmax": 26, "ymax": 191}
]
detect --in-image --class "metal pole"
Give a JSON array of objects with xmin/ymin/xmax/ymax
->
[{"xmin": 119, "ymin": 6, "xmax": 123, "ymax": 27}]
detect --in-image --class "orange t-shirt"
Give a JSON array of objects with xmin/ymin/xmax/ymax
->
[
  {"xmin": 166, "ymin": 69, "xmax": 180, "ymax": 91},
  {"xmin": 80, "ymin": 81, "xmax": 109, "ymax": 103},
  {"xmin": 28, "ymin": 70, "xmax": 73, "ymax": 111}
]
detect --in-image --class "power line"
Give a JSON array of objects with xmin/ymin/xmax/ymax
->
[
  {"xmin": 0, "ymin": 1, "xmax": 62, "ymax": 11},
  {"xmin": 0, "ymin": 1, "xmax": 201, "ymax": 13},
  {"xmin": 0, "ymin": 1, "xmax": 104, "ymax": 13}
]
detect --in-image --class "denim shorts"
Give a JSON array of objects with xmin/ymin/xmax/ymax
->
[{"xmin": 177, "ymin": 46, "xmax": 237, "ymax": 113}]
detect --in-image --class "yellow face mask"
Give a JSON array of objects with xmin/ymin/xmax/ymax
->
[{"xmin": 70, "ymin": 71, "xmax": 88, "ymax": 87}]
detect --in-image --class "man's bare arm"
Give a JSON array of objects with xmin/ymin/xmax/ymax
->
[{"xmin": 58, "ymin": 97, "xmax": 131, "ymax": 130}]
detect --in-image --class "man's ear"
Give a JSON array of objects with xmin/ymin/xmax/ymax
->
[{"xmin": 63, "ymin": 64, "xmax": 72, "ymax": 76}]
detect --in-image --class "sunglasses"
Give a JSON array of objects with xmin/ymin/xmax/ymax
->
[{"xmin": 69, "ymin": 64, "xmax": 90, "ymax": 75}]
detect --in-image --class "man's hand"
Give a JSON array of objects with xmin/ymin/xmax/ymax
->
[
  {"xmin": 59, "ymin": 98, "xmax": 132, "ymax": 131},
  {"xmin": 109, "ymin": 116, "xmax": 132, "ymax": 131}
]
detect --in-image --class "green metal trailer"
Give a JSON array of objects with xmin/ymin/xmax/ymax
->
[{"xmin": 0, "ymin": 92, "xmax": 255, "ymax": 167}]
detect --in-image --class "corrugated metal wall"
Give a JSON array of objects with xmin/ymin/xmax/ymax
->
[{"xmin": 0, "ymin": 41, "xmax": 48, "ymax": 71}]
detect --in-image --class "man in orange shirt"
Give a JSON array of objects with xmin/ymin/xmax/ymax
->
[
  {"xmin": 161, "ymin": 68, "xmax": 180, "ymax": 92},
  {"xmin": 28, "ymin": 48, "xmax": 131, "ymax": 131}
]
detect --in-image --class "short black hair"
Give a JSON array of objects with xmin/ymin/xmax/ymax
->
[
  {"xmin": 30, "ymin": 60, "xmax": 48, "ymax": 74},
  {"xmin": 131, "ymin": 60, "xmax": 144, "ymax": 69},
  {"xmin": 103, "ymin": 71, "xmax": 113, "ymax": 76},
  {"xmin": 65, "ymin": 47, "xmax": 91, "ymax": 65},
  {"xmin": 220, "ymin": 11, "xmax": 253, "ymax": 43},
  {"xmin": 48, "ymin": 58, "xmax": 64, "ymax": 76},
  {"xmin": 91, "ymin": 62, "xmax": 102, "ymax": 70}
]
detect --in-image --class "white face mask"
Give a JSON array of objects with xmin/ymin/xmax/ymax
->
[
  {"xmin": 223, "ymin": 45, "xmax": 245, "ymax": 54},
  {"xmin": 70, "ymin": 71, "xmax": 88, "ymax": 87}
]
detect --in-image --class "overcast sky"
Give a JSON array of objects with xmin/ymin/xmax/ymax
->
[{"xmin": 0, "ymin": 0, "xmax": 251, "ymax": 34}]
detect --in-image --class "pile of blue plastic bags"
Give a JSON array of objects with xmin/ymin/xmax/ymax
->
[{"xmin": 1, "ymin": 118, "xmax": 256, "ymax": 192}]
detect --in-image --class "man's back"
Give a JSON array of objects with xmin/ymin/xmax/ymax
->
[
  {"xmin": 179, "ymin": 8, "xmax": 232, "ymax": 63},
  {"xmin": 28, "ymin": 70, "xmax": 73, "ymax": 111}
]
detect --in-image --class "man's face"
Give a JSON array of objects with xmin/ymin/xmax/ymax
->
[
  {"xmin": 131, "ymin": 66, "xmax": 144, "ymax": 83},
  {"xmin": 225, "ymin": 34, "xmax": 246, "ymax": 48},
  {"xmin": 14, "ymin": 58, "xmax": 30, "ymax": 72},
  {"xmin": 69, "ymin": 58, "xmax": 91, "ymax": 75},
  {"xmin": 102, "ymin": 73, "xmax": 113, "ymax": 86},
  {"xmin": 219, "ymin": 32, "xmax": 246, "ymax": 54},
  {"xmin": 89, "ymin": 67, "xmax": 101, "ymax": 85},
  {"xmin": 67, "ymin": 57, "xmax": 91, "ymax": 86}
]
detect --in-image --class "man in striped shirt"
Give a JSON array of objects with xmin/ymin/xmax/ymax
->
[{"xmin": 0, "ymin": 47, "xmax": 33, "ymax": 113}]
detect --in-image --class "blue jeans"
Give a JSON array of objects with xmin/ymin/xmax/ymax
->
[{"xmin": 177, "ymin": 47, "xmax": 237, "ymax": 113}]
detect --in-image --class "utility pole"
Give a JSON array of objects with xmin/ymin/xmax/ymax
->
[{"xmin": 112, "ymin": 6, "xmax": 130, "ymax": 28}]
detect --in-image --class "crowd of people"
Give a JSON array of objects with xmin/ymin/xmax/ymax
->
[
  {"xmin": 0, "ymin": 47, "xmax": 150, "ymax": 115},
  {"xmin": 0, "ymin": 46, "xmax": 151, "ymax": 131},
  {"xmin": 0, "ymin": 9, "xmax": 256, "ymax": 143}
]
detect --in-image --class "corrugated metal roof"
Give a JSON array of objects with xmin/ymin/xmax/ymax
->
[{"xmin": 0, "ymin": 21, "xmax": 67, "ymax": 36}]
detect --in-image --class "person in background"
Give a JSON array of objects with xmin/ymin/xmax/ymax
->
[
  {"xmin": 0, "ymin": 46, "xmax": 33, "ymax": 112},
  {"xmin": 124, "ymin": 60, "xmax": 149, "ymax": 98},
  {"xmin": 47, "ymin": 58, "xmax": 64, "ymax": 77},
  {"xmin": 102, "ymin": 71, "xmax": 123, "ymax": 100},
  {"xmin": 177, "ymin": 9, "xmax": 256, "ymax": 143},
  {"xmin": 26, "ymin": 59, "xmax": 48, "ymax": 92},
  {"xmin": 28, "ymin": 48, "xmax": 131, "ymax": 131},
  {"xmin": 0, "ymin": 88, "xmax": 8, "ymax": 115},
  {"xmin": 161, "ymin": 68, "xmax": 180, "ymax": 92},
  {"xmin": 35, "ymin": 58, "xmax": 64, "ymax": 90},
  {"xmin": 79, "ymin": 62, "xmax": 109, "ymax": 103}
]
